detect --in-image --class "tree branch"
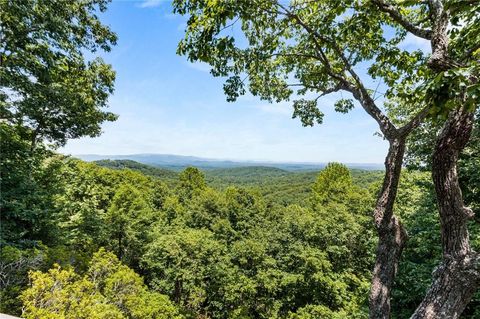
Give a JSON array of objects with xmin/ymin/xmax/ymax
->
[
  {"xmin": 371, "ymin": 0, "xmax": 433, "ymax": 39},
  {"xmin": 273, "ymin": 0, "xmax": 399, "ymax": 139},
  {"xmin": 462, "ymin": 42, "xmax": 480, "ymax": 62},
  {"xmin": 398, "ymin": 103, "xmax": 431, "ymax": 137}
]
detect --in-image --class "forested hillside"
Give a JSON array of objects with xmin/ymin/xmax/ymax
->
[
  {"xmin": 94, "ymin": 160, "xmax": 384, "ymax": 206},
  {"xmin": 81, "ymin": 153, "xmax": 384, "ymax": 171},
  {"xmin": 94, "ymin": 159, "xmax": 180, "ymax": 183},
  {"xmin": 1, "ymin": 0, "xmax": 480, "ymax": 318},
  {"xmin": 2, "ymin": 153, "xmax": 480, "ymax": 318}
]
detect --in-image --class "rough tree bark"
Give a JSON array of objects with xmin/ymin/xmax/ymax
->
[
  {"xmin": 411, "ymin": 108, "xmax": 480, "ymax": 319},
  {"xmin": 275, "ymin": 4, "xmax": 428, "ymax": 317},
  {"xmin": 369, "ymin": 138, "xmax": 408, "ymax": 319},
  {"xmin": 272, "ymin": 2, "xmax": 478, "ymax": 317},
  {"xmin": 342, "ymin": 81, "xmax": 417, "ymax": 319},
  {"xmin": 408, "ymin": 0, "xmax": 480, "ymax": 316}
]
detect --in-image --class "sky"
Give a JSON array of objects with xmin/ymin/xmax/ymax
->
[{"xmin": 59, "ymin": 0, "xmax": 429, "ymax": 163}]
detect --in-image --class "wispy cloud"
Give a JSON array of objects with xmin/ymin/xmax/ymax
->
[
  {"xmin": 60, "ymin": 1, "xmax": 389, "ymax": 164},
  {"xmin": 139, "ymin": 0, "xmax": 162, "ymax": 8},
  {"xmin": 185, "ymin": 61, "xmax": 211, "ymax": 72},
  {"xmin": 399, "ymin": 33, "xmax": 431, "ymax": 53},
  {"xmin": 253, "ymin": 103, "xmax": 292, "ymax": 116}
]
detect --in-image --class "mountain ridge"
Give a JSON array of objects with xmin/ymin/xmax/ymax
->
[{"xmin": 74, "ymin": 153, "xmax": 384, "ymax": 171}]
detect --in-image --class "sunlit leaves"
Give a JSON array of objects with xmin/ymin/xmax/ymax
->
[
  {"xmin": 292, "ymin": 99, "xmax": 324, "ymax": 126},
  {"xmin": 21, "ymin": 249, "xmax": 181, "ymax": 319},
  {"xmin": 334, "ymin": 99, "xmax": 354, "ymax": 114},
  {"xmin": 0, "ymin": 0, "xmax": 117, "ymax": 146},
  {"xmin": 425, "ymin": 67, "xmax": 480, "ymax": 120}
]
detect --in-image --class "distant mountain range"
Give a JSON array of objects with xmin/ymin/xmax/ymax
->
[{"xmin": 73, "ymin": 153, "xmax": 384, "ymax": 171}]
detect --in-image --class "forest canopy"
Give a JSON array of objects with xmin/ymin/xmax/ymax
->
[
  {"xmin": 1, "ymin": 0, "xmax": 479, "ymax": 318},
  {"xmin": 4, "ymin": 158, "xmax": 478, "ymax": 318}
]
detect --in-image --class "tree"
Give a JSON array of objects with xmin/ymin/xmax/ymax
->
[
  {"xmin": 312, "ymin": 163, "xmax": 353, "ymax": 206},
  {"xmin": 311, "ymin": 162, "xmax": 372, "ymax": 215},
  {"xmin": 0, "ymin": 245, "xmax": 45, "ymax": 315},
  {"xmin": 142, "ymin": 177, "xmax": 376, "ymax": 318},
  {"xmin": 0, "ymin": 0, "xmax": 117, "ymax": 246},
  {"xmin": 106, "ymin": 184, "xmax": 155, "ymax": 267},
  {"xmin": 0, "ymin": 124, "xmax": 65, "ymax": 244},
  {"xmin": 0, "ymin": 0, "xmax": 117, "ymax": 148},
  {"xmin": 173, "ymin": 1, "xmax": 480, "ymax": 317},
  {"xmin": 55, "ymin": 160, "xmax": 160, "ymax": 262},
  {"xmin": 142, "ymin": 227, "xmax": 226, "ymax": 315},
  {"xmin": 178, "ymin": 167, "xmax": 207, "ymax": 201},
  {"xmin": 401, "ymin": 110, "xmax": 480, "ymax": 228},
  {"xmin": 20, "ymin": 248, "xmax": 182, "ymax": 319},
  {"xmin": 391, "ymin": 170, "xmax": 479, "ymax": 318}
]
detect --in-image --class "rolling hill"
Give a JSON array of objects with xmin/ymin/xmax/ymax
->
[
  {"xmin": 76, "ymin": 153, "xmax": 384, "ymax": 171},
  {"xmin": 94, "ymin": 159, "xmax": 179, "ymax": 180},
  {"xmin": 92, "ymin": 159, "xmax": 383, "ymax": 206}
]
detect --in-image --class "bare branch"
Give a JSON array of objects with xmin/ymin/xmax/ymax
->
[{"xmin": 219, "ymin": 17, "xmax": 240, "ymax": 32}]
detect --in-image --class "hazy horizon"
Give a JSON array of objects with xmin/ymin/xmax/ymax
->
[
  {"xmin": 59, "ymin": 1, "xmax": 427, "ymax": 163},
  {"xmin": 66, "ymin": 152, "xmax": 385, "ymax": 165}
]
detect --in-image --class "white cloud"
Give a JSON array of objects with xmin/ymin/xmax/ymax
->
[
  {"xmin": 253, "ymin": 103, "xmax": 292, "ymax": 116},
  {"xmin": 139, "ymin": 0, "xmax": 162, "ymax": 8},
  {"xmin": 399, "ymin": 33, "xmax": 431, "ymax": 53},
  {"xmin": 185, "ymin": 61, "xmax": 211, "ymax": 72}
]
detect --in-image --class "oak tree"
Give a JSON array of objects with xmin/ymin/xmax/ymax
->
[
  {"xmin": 0, "ymin": 0, "xmax": 117, "ymax": 148},
  {"xmin": 173, "ymin": 0, "xmax": 480, "ymax": 317},
  {"xmin": 0, "ymin": 0, "xmax": 118, "ymax": 245}
]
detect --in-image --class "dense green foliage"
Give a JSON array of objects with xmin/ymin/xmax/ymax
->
[
  {"xmin": 95, "ymin": 159, "xmax": 383, "ymax": 206},
  {"xmin": 0, "ymin": 0, "xmax": 117, "ymax": 247},
  {"xmin": 0, "ymin": 0, "xmax": 117, "ymax": 147},
  {"xmin": 1, "ymin": 0, "xmax": 479, "ymax": 318},
  {"xmin": 0, "ymin": 125, "xmax": 63, "ymax": 244},
  {"xmin": 21, "ymin": 249, "xmax": 181, "ymax": 319},
  {"xmin": 2, "ymin": 155, "xmax": 479, "ymax": 318},
  {"xmin": 2, "ymin": 158, "xmax": 378, "ymax": 318}
]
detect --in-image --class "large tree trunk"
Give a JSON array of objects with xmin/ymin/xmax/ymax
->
[
  {"xmin": 369, "ymin": 138, "xmax": 408, "ymax": 319},
  {"xmin": 411, "ymin": 107, "xmax": 480, "ymax": 318},
  {"xmin": 410, "ymin": 1, "xmax": 480, "ymax": 316}
]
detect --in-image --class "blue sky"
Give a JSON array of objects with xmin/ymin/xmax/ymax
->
[{"xmin": 60, "ymin": 0, "xmax": 429, "ymax": 163}]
